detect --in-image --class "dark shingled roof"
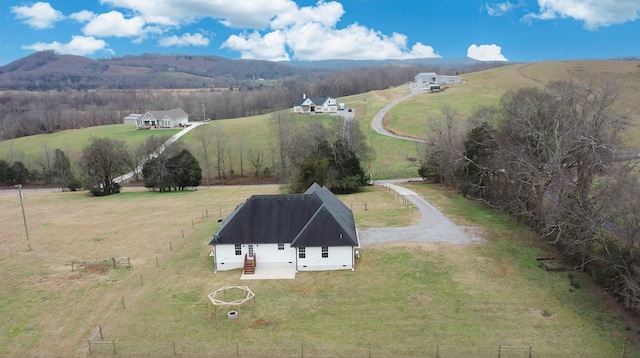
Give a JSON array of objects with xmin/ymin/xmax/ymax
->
[
  {"xmin": 209, "ymin": 183, "xmax": 357, "ymax": 247},
  {"xmin": 293, "ymin": 96, "xmax": 331, "ymax": 107}
]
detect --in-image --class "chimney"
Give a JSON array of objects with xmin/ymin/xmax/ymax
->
[{"xmin": 303, "ymin": 93, "xmax": 306, "ymax": 99}]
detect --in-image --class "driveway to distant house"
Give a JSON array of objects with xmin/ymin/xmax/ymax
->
[
  {"xmin": 370, "ymin": 83, "xmax": 426, "ymax": 143},
  {"xmin": 114, "ymin": 121, "xmax": 206, "ymax": 183},
  {"xmin": 359, "ymin": 84, "xmax": 480, "ymax": 247}
]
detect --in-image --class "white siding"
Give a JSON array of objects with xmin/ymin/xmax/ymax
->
[
  {"xmin": 297, "ymin": 246, "xmax": 354, "ymax": 271},
  {"xmin": 214, "ymin": 244, "xmax": 245, "ymax": 271},
  {"xmin": 254, "ymin": 243, "xmax": 296, "ymax": 267},
  {"xmin": 214, "ymin": 243, "xmax": 297, "ymax": 271}
]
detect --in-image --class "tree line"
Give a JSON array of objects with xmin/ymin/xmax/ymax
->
[
  {"xmin": 419, "ymin": 80, "xmax": 640, "ymax": 314},
  {"xmin": 0, "ymin": 63, "xmax": 500, "ymax": 141}
]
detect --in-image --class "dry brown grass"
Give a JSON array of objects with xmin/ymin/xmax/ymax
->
[
  {"xmin": 0, "ymin": 186, "xmax": 277, "ymax": 355},
  {"xmin": 0, "ymin": 185, "xmax": 416, "ymax": 356}
]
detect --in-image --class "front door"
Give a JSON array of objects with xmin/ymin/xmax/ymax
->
[{"xmin": 248, "ymin": 244, "xmax": 254, "ymax": 258}]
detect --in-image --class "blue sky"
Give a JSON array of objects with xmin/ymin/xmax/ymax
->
[{"xmin": 1, "ymin": 0, "xmax": 639, "ymax": 65}]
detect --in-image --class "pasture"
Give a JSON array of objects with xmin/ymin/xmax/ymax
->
[
  {"xmin": 386, "ymin": 61, "xmax": 640, "ymax": 149},
  {"xmin": 0, "ymin": 183, "xmax": 637, "ymax": 356}
]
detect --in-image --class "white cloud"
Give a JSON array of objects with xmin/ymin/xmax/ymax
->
[
  {"xmin": 271, "ymin": 1, "xmax": 344, "ymax": 29},
  {"xmin": 524, "ymin": 0, "xmax": 640, "ymax": 29},
  {"xmin": 223, "ymin": 1, "xmax": 440, "ymax": 61},
  {"xmin": 467, "ymin": 44, "xmax": 508, "ymax": 61},
  {"xmin": 83, "ymin": 11, "xmax": 147, "ymax": 38},
  {"xmin": 223, "ymin": 31, "xmax": 290, "ymax": 61},
  {"xmin": 11, "ymin": 2, "xmax": 63, "ymax": 29},
  {"xmin": 482, "ymin": 1, "xmax": 518, "ymax": 16},
  {"xmin": 22, "ymin": 35, "xmax": 111, "ymax": 57},
  {"xmin": 70, "ymin": 10, "xmax": 96, "ymax": 23},
  {"xmin": 101, "ymin": 0, "xmax": 297, "ymax": 28},
  {"xmin": 159, "ymin": 33, "xmax": 210, "ymax": 47}
]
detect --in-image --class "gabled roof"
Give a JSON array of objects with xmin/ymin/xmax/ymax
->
[
  {"xmin": 210, "ymin": 183, "xmax": 357, "ymax": 247},
  {"xmin": 146, "ymin": 108, "xmax": 188, "ymax": 120},
  {"xmin": 293, "ymin": 96, "xmax": 334, "ymax": 107}
]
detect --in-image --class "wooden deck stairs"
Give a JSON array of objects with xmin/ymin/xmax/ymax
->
[{"xmin": 243, "ymin": 254, "xmax": 256, "ymax": 275}]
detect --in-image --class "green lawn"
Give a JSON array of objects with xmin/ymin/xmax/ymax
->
[
  {"xmin": 0, "ymin": 124, "xmax": 180, "ymax": 166},
  {"xmin": 77, "ymin": 185, "xmax": 640, "ymax": 356},
  {"xmin": 2, "ymin": 60, "xmax": 639, "ymax": 180}
]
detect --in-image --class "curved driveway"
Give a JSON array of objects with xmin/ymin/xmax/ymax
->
[
  {"xmin": 370, "ymin": 84, "xmax": 425, "ymax": 143},
  {"xmin": 358, "ymin": 181, "xmax": 479, "ymax": 247},
  {"xmin": 359, "ymin": 84, "xmax": 477, "ymax": 247}
]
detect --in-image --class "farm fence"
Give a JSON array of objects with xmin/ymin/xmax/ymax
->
[{"xmin": 84, "ymin": 337, "xmax": 637, "ymax": 357}]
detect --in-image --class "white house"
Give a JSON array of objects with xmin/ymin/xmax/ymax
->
[
  {"xmin": 414, "ymin": 72, "xmax": 462, "ymax": 86},
  {"xmin": 209, "ymin": 183, "xmax": 359, "ymax": 274},
  {"xmin": 293, "ymin": 94, "xmax": 338, "ymax": 114},
  {"xmin": 134, "ymin": 108, "xmax": 189, "ymax": 129}
]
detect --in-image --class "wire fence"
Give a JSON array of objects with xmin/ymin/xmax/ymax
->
[
  {"xmin": 84, "ymin": 337, "xmax": 638, "ymax": 357},
  {"xmin": 75, "ymin": 190, "xmax": 636, "ymax": 358}
]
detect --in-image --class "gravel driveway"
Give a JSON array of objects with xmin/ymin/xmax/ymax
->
[{"xmin": 358, "ymin": 181, "xmax": 482, "ymax": 247}]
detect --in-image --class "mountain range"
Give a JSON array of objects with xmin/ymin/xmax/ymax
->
[{"xmin": 0, "ymin": 51, "xmax": 486, "ymax": 91}]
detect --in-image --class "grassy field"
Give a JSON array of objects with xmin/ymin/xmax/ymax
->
[
  {"xmin": 1, "ymin": 184, "xmax": 638, "ymax": 356},
  {"xmin": 3, "ymin": 60, "xmax": 638, "ymax": 179},
  {"xmin": 0, "ymin": 124, "xmax": 180, "ymax": 166},
  {"xmin": 386, "ymin": 61, "xmax": 640, "ymax": 149}
]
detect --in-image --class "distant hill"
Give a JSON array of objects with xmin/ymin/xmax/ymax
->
[
  {"xmin": 0, "ymin": 51, "xmax": 500, "ymax": 91},
  {"xmin": 0, "ymin": 51, "xmax": 328, "ymax": 90},
  {"xmin": 281, "ymin": 57, "xmax": 484, "ymax": 70}
]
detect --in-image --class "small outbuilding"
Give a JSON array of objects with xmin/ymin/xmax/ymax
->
[{"xmin": 209, "ymin": 183, "xmax": 359, "ymax": 274}]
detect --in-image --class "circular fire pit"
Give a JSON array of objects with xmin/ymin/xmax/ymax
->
[{"xmin": 228, "ymin": 311, "xmax": 238, "ymax": 320}]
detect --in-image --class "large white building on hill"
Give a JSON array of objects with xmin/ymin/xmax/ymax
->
[{"xmin": 414, "ymin": 72, "xmax": 463, "ymax": 86}]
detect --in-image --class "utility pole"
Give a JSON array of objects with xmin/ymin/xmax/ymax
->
[{"xmin": 16, "ymin": 184, "xmax": 31, "ymax": 250}]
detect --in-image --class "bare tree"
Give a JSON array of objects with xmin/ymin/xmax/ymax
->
[
  {"xmin": 193, "ymin": 124, "xmax": 213, "ymax": 185},
  {"xmin": 80, "ymin": 137, "xmax": 129, "ymax": 196},
  {"xmin": 247, "ymin": 148, "xmax": 266, "ymax": 177},
  {"xmin": 270, "ymin": 111, "xmax": 294, "ymax": 178},
  {"xmin": 419, "ymin": 104, "xmax": 465, "ymax": 184},
  {"xmin": 212, "ymin": 123, "xmax": 229, "ymax": 179}
]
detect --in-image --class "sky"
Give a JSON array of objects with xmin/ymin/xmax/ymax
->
[{"xmin": 1, "ymin": 0, "xmax": 639, "ymax": 65}]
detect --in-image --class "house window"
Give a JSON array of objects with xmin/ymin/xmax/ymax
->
[
  {"xmin": 322, "ymin": 246, "xmax": 328, "ymax": 258},
  {"xmin": 235, "ymin": 244, "xmax": 242, "ymax": 256},
  {"xmin": 299, "ymin": 247, "xmax": 306, "ymax": 259},
  {"xmin": 248, "ymin": 244, "xmax": 254, "ymax": 258},
  {"xmin": 278, "ymin": 243, "xmax": 284, "ymax": 250}
]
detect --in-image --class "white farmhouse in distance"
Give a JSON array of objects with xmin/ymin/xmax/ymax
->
[
  {"xmin": 414, "ymin": 72, "xmax": 463, "ymax": 86},
  {"xmin": 293, "ymin": 94, "xmax": 338, "ymax": 114},
  {"xmin": 124, "ymin": 108, "xmax": 189, "ymax": 129}
]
